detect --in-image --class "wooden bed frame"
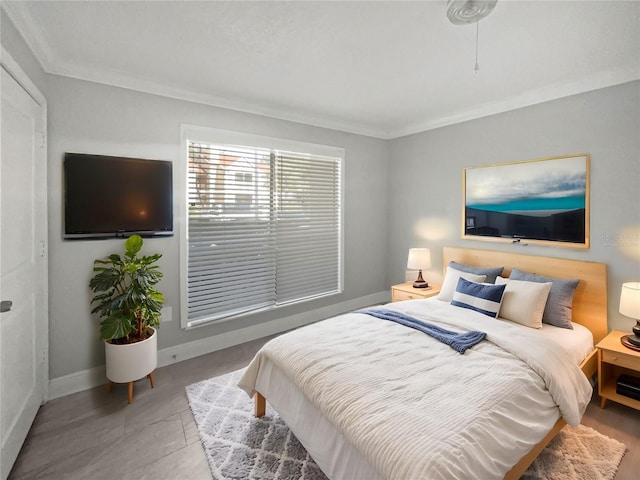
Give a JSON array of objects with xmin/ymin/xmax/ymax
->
[{"xmin": 254, "ymin": 246, "xmax": 608, "ymax": 480}]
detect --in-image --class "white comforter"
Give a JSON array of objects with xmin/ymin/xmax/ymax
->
[{"xmin": 238, "ymin": 299, "xmax": 593, "ymax": 480}]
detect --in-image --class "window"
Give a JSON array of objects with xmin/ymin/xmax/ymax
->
[
  {"xmin": 181, "ymin": 128, "xmax": 343, "ymax": 328},
  {"xmin": 235, "ymin": 172, "xmax": 253, "ymax": 183}
]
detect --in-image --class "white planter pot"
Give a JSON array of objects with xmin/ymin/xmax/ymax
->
[{"xmin": 105, "ymin": 327, "xmax": 157, "ymax": 383}]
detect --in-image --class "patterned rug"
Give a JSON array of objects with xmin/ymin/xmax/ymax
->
[{"xmin": 186, "ymin": 369, "xmax": 626, "ymax": 480}]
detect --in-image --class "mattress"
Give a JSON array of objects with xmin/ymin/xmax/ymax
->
[{"xmin": 239, "ymin": 298, "xmax": 593, "ymax": 480}]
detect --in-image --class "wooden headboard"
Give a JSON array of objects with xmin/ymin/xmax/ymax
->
[{"xmin": 443, "ymin": 247, "xmax": 608, "ymax": 343}]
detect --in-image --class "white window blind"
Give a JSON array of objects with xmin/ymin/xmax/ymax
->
[{"xmin": 186, "ymin": 140, "xmax": 342, "ymax": 327}]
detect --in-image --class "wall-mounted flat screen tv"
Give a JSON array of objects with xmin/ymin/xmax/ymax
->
[
  {"xmin": 462, "ymin": 154, "xmax": 589, "ymax": 248},
  {"xmin": 64, "ymin": 153, "xmax": 173, "ymax": 239}
]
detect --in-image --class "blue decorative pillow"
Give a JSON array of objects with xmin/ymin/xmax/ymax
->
[
  {"xmin": 448, "ymin": 261, "xmax": 504, "ymax": 284},
  {"xmin": 509, "ymin": 268, "xmax": 579, "ymax": 329},
  {"xmin": 451, "ymin": 277, "xmax": 506, "ymax": 318}
]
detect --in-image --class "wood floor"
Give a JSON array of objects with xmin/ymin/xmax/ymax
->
[{"xmin": 9, "ymin": 336, "xmax": 640, "ymax": 480}]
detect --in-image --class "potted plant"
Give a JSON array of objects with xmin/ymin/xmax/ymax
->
[{"xmin": 89, "ymin": 234, "xmax": 164, "ymax": 403}]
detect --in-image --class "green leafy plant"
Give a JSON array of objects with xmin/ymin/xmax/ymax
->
[{"xmin": 89, "ymin": 235, "xmax": 164, "ymax": 343}]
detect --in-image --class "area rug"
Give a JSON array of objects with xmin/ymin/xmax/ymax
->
[{"xmin": 186, "ymin": 369, "xmax": 626, "ymax": 480}]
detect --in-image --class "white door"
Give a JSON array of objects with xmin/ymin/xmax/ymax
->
[{"xmin": 0, "ymin": 54, "xmax": 48, "ymax": 480}]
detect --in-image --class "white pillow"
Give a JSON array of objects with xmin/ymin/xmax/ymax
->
[
  {"xmin": 437, "ymin": 266, "xmax": 486, "ymax": 302},
  {"xmin": 495, "ymin": 276, "xmax": 553, "ymax": 329}
]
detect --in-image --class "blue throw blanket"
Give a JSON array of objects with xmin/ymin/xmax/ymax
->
[{"xmin": 356, "ymin": 307, "xmax": 486, "ymax": 354}]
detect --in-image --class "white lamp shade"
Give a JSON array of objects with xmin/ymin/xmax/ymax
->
[
  {"xmin": 407, "ymin": 248, "xmax": 432, "ymax": 270},
  {"xmin": 619, "ymin": 282, "xmax": 640, "ymax": 320}
]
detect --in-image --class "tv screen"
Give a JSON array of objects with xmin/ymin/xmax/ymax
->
[{"xmin": 64, "ymin": 153, "xmax": 173, "ymax": 239}]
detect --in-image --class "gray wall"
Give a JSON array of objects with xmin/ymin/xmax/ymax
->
[
  {"xmin": 388, "ymin": 81, "xmax": 640, "ymax": 332},
  {"xmin": 44, "ymin": 76, "xmax": 389, "ymax": 379}
]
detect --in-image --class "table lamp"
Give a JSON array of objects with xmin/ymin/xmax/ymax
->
[
  {"xmin": 620, "ymin": 282, "xmax": 640, "ymax": 348},
  {"xmin": 407, "ymin": 248, "xmax": 431, "ymax": 289}
]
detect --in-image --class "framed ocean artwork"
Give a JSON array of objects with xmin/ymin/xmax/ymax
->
[{"xmin": 462, "ymin": 154, "xmax": 589, "ymax": 248}]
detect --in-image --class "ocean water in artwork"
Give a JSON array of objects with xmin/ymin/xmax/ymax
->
[{"xmin": 466, "ymin": 195, "xmax": 585, "ymax": 217}]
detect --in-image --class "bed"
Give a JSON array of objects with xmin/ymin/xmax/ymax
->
[{"xmin": 238, "ymin": 247, "xmax": 608, "ymax": 479}]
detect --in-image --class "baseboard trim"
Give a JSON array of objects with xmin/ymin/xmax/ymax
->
[
  {"xmin": 48, "ymin": 365, "xmax": 107, "ymax": 400},
  {"xmin": 48, "ymin": 291, "xmax": 389, "ymax": 400}
]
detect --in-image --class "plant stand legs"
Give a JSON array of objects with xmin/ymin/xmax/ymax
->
[{"xmin": 107, "ymin": 371, "xmax": 155, "ymax": 404}]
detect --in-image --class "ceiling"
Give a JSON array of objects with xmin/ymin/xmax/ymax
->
[{"xmin": 3, "ymin": 1, "xmax": 639, "ymax": 139}]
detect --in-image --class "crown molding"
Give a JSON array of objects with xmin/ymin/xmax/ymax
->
[
  {"xmin": 43, "ymin": 56, "xmax": 640, "ymax": 140},
  {"xmin": 4, "ymin": 1, "xmax": 638, "ymax": 141},
  {"xmin": 1, "ymin": 1, "xmax": 388, "ymax": 138},
  {"xmin": 1, "ymin": 1, "xmax": 56, "ymax": 71},
  {"xmin": 39, "ymin": 58, "xmax": 640, "ymax": 141},
  {"xmin": 387, "ymin": 67, "xmax": 640, "ymax": 139},
  {"xmin": 49, "ymin": 60, "xmax": 389, "ymax": 139}
]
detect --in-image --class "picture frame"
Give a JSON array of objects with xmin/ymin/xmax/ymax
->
[{"xmin": 462, "ymin": 153, "xmax": 590, "ymax": 248}]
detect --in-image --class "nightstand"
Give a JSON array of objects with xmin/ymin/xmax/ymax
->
[
  {"xmin": 597, "ymin": 330, "xmax": 640, "ymax": 411},
  {"xmin": 391, "ymin": 282, "xmax": 441, "ymax": 302}
]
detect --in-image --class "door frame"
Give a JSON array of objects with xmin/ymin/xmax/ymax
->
[{"xmin": 1, "ymin": 46, "xmax": 49, "ymax": 402}]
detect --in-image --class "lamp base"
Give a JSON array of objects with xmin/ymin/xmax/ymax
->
[
  {"xmin": 413, "ymin": 270, "xmax": 429, "ymax": 289},
  {"xmin": 621, "ymin": 335, "xmax": 640, "ymax": 352},
  {"xmin": 627, "ymin": 334, "xmax": 640, "ymax": 347},
  {"xmin": 632, "ymin": 320, "xmax": 640, "ymax": 338}
]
